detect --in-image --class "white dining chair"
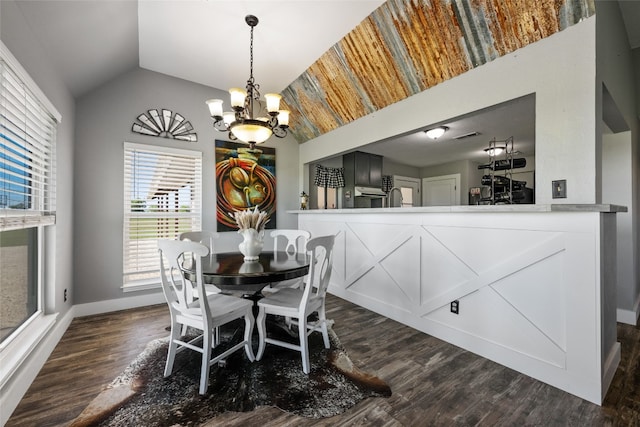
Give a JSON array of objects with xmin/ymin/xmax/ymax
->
[
  {"xmin": 179, "ymin": 230, "xmax": 217, "ymax": 251},
  {"xmin": 179, "ymin": 230, "xmax": 222, "ymax": 338},
  {"xmin": 263, "ymin": 229, "xmax": 311, "ymax": 292},
  {"xmin": 158, "ymin": 239, "xmax": 255, "ymax": 395},
  {"xmin": 256, "ymin": 234, "xmax": 335, "ymax": 374}
]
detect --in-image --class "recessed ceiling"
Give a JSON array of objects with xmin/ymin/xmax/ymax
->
[{"xmin": 356, "ymin": 94, "xmax": 536, "ymax": 168}]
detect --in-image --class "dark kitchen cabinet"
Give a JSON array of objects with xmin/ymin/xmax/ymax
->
[
  {"xmin": 342, "ymin": 151, "xmax": 384, "ymax": 209},
  {"xmin": 345, "ymin": 151, "xmax": 382, "ymax": 187}
]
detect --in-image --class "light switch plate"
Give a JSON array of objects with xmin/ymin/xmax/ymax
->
[{"xmin": 552, "ymin": 180, "xmax": 567, "ymax": 198}]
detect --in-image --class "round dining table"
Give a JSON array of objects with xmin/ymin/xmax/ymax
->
[{"xmin": 182, "ymin": 251, "xmax": 310, "ymax": 295}]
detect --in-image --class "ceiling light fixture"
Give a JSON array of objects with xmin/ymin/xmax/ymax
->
[
  {"xmin": 424, "ymin": 126, "xmax": 449, "ymax": 140},
  {"xmin": 206, "ymin": 15, "xmax": 289, "ymax": 149},
  {"xmin": 484, "ymin": 146, "xmax": 506, "ymax": 156}
]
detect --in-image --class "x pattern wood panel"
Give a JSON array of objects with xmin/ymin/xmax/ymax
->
[{"xmin": 316, "ymin": 220, "xmax": 569, "ymax": 367}]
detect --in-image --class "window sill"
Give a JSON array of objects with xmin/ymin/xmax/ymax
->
[
  {"xmin": 0, "ymin": 312, "xmax": 58, "ymax": 389},
  {"xmin": 122, "ymin": 280, "xmax": 161, "ymax": 293}
]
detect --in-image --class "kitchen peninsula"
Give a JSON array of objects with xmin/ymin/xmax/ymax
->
[{"xmin": 292, "ymin": 204, "xmax": 625, "ymax": 405}]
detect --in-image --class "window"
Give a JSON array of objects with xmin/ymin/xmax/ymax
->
[
  {"xmin": 317, "ymin": 186, "xmax": 337, "ymax": 209},
  {"xmin": 123, "ymin": 143, "xmax": 202, "ymax": 290},
  {"xmin": 400, "ymin": 187, "xmax": 413, "ymax": 207},
  {"xmin": 314, "ymin": 164, "xmax": 343, "ymax": 209},
  {"xmin": 0, "ymin": 42, "xmax": 59, "ymax": 350}
]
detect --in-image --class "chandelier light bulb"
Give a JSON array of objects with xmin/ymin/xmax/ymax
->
[
  {"xmin": 229, "ymin": 88, "xmax": 247, "ymax": 109},
  {"xmin": 278, "ymin": 110, "xmax": 290, "ymax": 127},
  {"xmin": 223, "ymin": 112, "xmax": 235, "ymax": 126},
  {"xmin": 264, "ymin": 93, "xmax": 282, "ymax": 113},
  {"xmin": 206, "ymin": 99, "xmax": 224, "ymax": 118}
]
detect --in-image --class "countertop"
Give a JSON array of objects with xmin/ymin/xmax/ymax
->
[{"xmin": 288, "ymin": 204, "xmax": 628, "ymax": 214}]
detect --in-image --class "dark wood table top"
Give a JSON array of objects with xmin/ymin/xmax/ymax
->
[{"xmin": 182, "ymin": 251, "xmax": 309, "ymax": 293}]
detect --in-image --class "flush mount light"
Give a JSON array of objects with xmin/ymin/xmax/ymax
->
[
  {"xmin": 424, "ymin": 126, "xmax": 449, "ymax": 140},
  {"xmin": 484, "ymin": 147, "xmax": 505, "ymax": 157},
  {"xmin": 484, "ymin": 146, "xmax": 506, "ymax": 156}
]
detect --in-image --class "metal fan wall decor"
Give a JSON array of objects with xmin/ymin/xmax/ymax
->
[{"xmin": 132, "ymin": 109, "xmax": 198, "ymax": 142}]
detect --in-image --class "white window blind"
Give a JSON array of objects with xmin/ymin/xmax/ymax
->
[
  {"xmin": 0, "ymin": 41, "xmax": 60, "ymax": 385},
  {"xmin": 1, "ymin": 56, "xmax": 58, "ymax": 231},
  {"xmin": 123, "ymin": 143, "xmax": 202, "ymax": 288}
]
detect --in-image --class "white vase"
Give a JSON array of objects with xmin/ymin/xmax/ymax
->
[{"xmin": 238, "ymin": 228, "xmax": 264, "ymax": 261}]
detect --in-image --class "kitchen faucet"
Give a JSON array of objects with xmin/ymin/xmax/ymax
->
[{"xmin": 387, "ymin": 187, "xmax": 403, "ymax": 207}]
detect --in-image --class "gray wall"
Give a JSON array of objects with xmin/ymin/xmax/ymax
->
[
  {"xmin": 382, "ymin": 158, "xmax": 420, "ymax": 179},
  {"xmin": 635, "ymin": 48, "xmax": 640, "ymax": 118},
  {"xmin": 596, "ymin": 1, "xmax": 640, "ymax": 322},
  {"xmin": 602, "ymin": 132, "xmax": 635, "ymax": 315},
  {"xmin": 74, "ymin": 67, "xmax": 300, "ymax": 304},
  {"xmin": 420, "ymin": 159, "xmax": 479, "ymax": 205},
  {"xmin": 1, "ymin": 0, "xmax": 75, "ymax": 318}
]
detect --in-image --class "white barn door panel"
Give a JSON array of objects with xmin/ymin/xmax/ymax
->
[{"xmin": 298, "ymin": 210, "xmax": 618, "ymax": 405}]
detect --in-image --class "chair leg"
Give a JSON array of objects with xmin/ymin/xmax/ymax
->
[
  {"xmin": 164, "ymin": 321, "xmax": 181, "ymax": 377},
  {"xmin": 244, "ymin": 309, "xmax": 255, "ymax": 361},
  {"xmin": 256, "ymin": 307, "xmax": 267, "ymax": 361},
  {"xmin": 299, "ymin": 317, "xmax": 310, "ymax": 374},
  {"xmin": 199, "ymin": 333, "xmax": 212, "ymax": 395},
  {"xmin": 318, "ymin": 307, "xmax": 330, "ymax": 349}
]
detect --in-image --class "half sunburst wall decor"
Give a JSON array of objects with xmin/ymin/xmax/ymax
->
[{"xmin": 132, "ymin": 109, "xmax": 198, "ymax": 142}]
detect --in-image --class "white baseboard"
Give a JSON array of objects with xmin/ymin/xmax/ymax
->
[
  {"xmin": 0, "ymin": 309, "xmax": 74, "ymax": 426},
  {"xmin": 617, "ymin": 293, "xmax": 640, "ymax": 325},
  {"xmin": 73, "ymin": 292, "xmax": 166, "ymax": 317},
  {"xmin": 602, "ymin": 342, "xmax": 621, "ymax": 402}
]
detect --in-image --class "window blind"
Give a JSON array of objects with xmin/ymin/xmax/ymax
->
[
  {"xmin": 123, "ymin": 143, "xmax": 202, "ymax": 288},
  {"xmin": 0, "ymin": 58, "xmax": 58, "ymax": 232}
]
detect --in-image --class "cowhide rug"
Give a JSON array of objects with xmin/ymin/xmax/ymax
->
[{"xmin": 69, "ymin": 322, "xmax": 391, "ymax": 426}]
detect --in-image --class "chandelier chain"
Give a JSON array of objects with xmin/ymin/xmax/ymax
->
[{"xmin": 249, "ymin": 24, "xmax": 254, "ymax": 83}]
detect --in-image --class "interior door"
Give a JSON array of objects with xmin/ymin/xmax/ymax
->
[
  {"xmin": 422, "ymin": 174, "xmax": 460, "ymax": 206},
  {"xmin": 391, "ymin": 176, "xmax": 420, "ymax": 207}
]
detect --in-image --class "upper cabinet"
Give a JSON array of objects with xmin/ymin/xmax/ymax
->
[{"xmin": 345, "ymin": 151, "xmax": 383, "ymax": 188}]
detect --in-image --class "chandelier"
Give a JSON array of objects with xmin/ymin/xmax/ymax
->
[{"xmin": 206, "ymin": 15, "xmax": 289, "ymax": 149}]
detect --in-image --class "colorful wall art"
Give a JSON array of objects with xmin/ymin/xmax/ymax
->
[{"xmin": 215, "ymin": 140, "xmax": 276, "ymax": 232}]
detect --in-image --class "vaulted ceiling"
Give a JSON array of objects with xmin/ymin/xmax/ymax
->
[{"xmin": 12, "ymin": 0, "xmax": 628, "ymax": 149}]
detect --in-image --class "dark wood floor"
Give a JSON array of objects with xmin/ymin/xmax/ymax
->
[{"xmin": 6, "ymin": 294, "xmax": 640, "ymax": 426}]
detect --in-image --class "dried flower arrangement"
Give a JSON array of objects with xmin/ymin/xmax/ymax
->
[{"xmin": 229, "ymin": 207, "xmax": 270, "ymax": 232}]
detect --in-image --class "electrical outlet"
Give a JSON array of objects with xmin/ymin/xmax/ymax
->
[
  {"xmin": 552, "ymin": 179, "xmax": 567, "ymax": 198},
  {"xmin": 450, "ymin": 300, "xmax": 459, "ymax": 314},
  {"xmin": 64, "ymin": 288, "xmax": 67, "ymax": 302}
]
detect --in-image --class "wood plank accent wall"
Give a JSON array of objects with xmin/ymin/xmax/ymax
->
[{"xmin": 281, "ymin": 0, "xmax": 595, "ymax": 143}]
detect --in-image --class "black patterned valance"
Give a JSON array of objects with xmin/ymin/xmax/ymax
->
[
  {"xmin": 382, "ymin": 175, "xmax": 394, "ymax": 193},
  {"xmin": 314, "ymin": 165, "xmax": 345, "ymax": 188}
]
